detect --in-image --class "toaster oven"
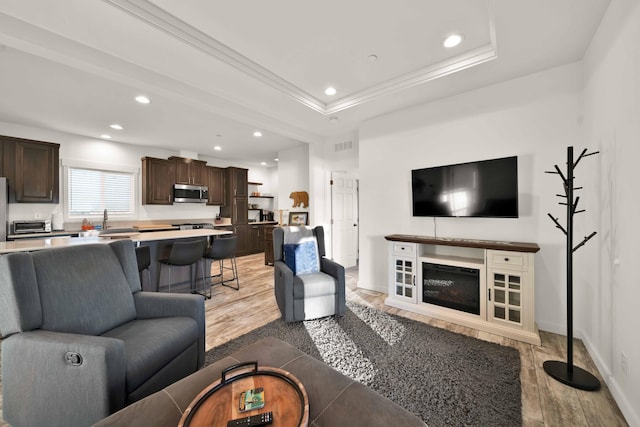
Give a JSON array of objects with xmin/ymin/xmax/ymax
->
[{"xmin": 12, "ymin": 220, "xmax": 52, "ymax": 234}]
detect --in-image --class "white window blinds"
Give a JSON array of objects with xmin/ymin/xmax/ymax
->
[{"xmin": 68, "ymin": 167, "xmax": 134, "ymax": 216}]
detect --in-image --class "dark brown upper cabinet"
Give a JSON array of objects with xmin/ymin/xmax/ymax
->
[
  {"xmin": 170, "ymin": 156, "xmax": 207, "ymax": 186},
  {"xmin": 142, "ymin": 157, "xmax": 176, "ymax": 205},
  {"xmin": 226, "ymin": 166, "xmax": 248, "ymax": 198},
  {"xmin": 0, "ymin": 139, "xmax": 4, "ymax": 177},
  {"xmin": 206, "ymin": 166, "xmax": 225, "ymax": 205},
  {"xmin": 0, "ymin": 135, "xmax": 59, "ymax": 203},
  {"xmin": 220, "ymin": 167, "xmax": 248, "ymax": 225}
]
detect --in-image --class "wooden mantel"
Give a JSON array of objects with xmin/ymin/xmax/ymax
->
[{"xmin": 384, "ymin": 234, "xmax": 540, "ymax": 253}]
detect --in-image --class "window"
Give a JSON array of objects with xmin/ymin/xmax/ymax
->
[{"xmin": 67, "ymin": 167, "xmax": 135, "ymax": 217}]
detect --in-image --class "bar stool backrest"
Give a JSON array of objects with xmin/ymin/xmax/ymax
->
[
  {"xmin": 207, "ymin": 236, "xmax": 238, "ymax": 260},
  {"xmin": 167, "ymin": 239, "xmax": 207, "ymax": 266},
  {"xmin": 135, "ymin": 246, "xmax": 151, "ymax": 273}
]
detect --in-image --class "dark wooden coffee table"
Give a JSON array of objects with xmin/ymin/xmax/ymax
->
[{"xmin": 178, "ymin": 362, "xmax": 309, "ymax": 427}]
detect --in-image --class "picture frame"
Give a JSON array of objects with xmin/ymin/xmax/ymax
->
[{"xmin": 288, "ymin": 211, "xmax": 308, "ymax": 226}]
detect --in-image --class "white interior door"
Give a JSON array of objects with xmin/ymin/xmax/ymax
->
[{"xmin": 331, "ymin": 171, "xmax": 358, "ymax": 268}]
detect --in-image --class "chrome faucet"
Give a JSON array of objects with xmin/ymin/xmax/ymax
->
[{"xmin": 102, "ymin": 209, "xmax": 108, "ymax": 231}]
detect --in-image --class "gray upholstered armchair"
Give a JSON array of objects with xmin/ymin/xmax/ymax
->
[
  {"xmin": 273, "ymin": 226, "xmax": 345, "ymax": 322},
  {"xmin": 0, "ymin": 240, "xmax": 205, "ymax": 427}
]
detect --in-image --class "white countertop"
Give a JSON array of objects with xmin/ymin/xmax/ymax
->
[
  {"xmin": 7, "ymin": 230, "xmax": 79, "ymax": 240},
  {"xmin": 132, "ymin": 229, "xmax": 231, "ymax": 242},
  {"xmin": 0, "ymin": 229, "xmax": 232, "ymax": 254}
]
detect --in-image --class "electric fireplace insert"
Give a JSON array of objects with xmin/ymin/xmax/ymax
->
[{"xmin": 422, "ymin": 262, "xmax": 480, "ymax": 315}]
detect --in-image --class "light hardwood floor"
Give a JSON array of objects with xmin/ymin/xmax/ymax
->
[
  {"xmin": 203, "ymin": 254, "xmax": 629, "ymax": 427},
  {"xmin": 0, "ymin": 253, "xmax": 629, "ymax": 426}
]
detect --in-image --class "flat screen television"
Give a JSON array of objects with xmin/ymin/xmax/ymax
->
[{"xmin": 411, "ymin": 156, "xmax": 518, "ymax": 218}]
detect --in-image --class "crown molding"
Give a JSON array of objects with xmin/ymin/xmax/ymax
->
[
  {"xmin": 104, "ymin": 0, "xmax": 497, "ymax": 116},
  {"xmin": 103, "ymin": 0, "xmax": 327, "ymax": 113},
  {"xmin": 325, "ymin": 45, "xmax": 497, "ymax": 115}
]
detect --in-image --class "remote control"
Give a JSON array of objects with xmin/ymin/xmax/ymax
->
[{"xmin": 227, "ymin": 411, "xmax": 273, "ymax": 427}]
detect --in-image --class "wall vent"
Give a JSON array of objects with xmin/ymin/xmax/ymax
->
[{"xmin": 334, "ymin": 140, "xmax": 353, "ymax": 152}]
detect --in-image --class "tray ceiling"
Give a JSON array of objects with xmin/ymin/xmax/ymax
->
[{"xmin": 0, "ymin": 0, "xmax": 610, "ymax": 165}]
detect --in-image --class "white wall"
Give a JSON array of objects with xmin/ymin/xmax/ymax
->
[
  {"xmin": 582, "ymin": 1, "xmax": 640, "ymax": 424},
  {"xmin": 323, "ymin": 131, "xmax": 359, "ymax": 175},
  {"xmin": 358, "ymin": 63, "xmax": 584, "ymax": 336},
  {"xmin": 314, "ymin": 131, "xmax": 359, "ymax": 258},
  {"xmin": 275, "ymin": 134, "xmax": 358, "ymax": 258},
  {"xmin": 275, "ymin": 144, "xmax": 309, "ymax": 225},
  {"xmin": 0, "ymin": 120, "xmax": 275, "ymax": 226},
  {"xmin": 308, "ymin": 141, "xmax": 330, "ymax": 230},
  {"xmin": 358, "ymin": 8, "xmax": 640, "ymax": 421}
]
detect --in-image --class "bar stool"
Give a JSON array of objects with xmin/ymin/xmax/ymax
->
[
  {"xmin": 157, "ymin": 238, "xmax": 208, "ymax": 297},
  {"xmin": 135, "ymin": 245, "xmax": 151, "ymax": 288},
  {"xmin": 204, "ymin": 235, "xmax": 239, "ymax": 291}
]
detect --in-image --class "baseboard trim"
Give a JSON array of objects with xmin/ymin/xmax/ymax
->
[
  {"xmin": 580, "ymin": 332, "xmax": 637, "ymax": 427},
  {"xmin": 359, "ymin": 289, "xmax": 382, "ymax": 297}
]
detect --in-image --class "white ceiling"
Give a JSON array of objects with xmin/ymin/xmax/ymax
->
[{"xmin": 0, "ymin": 0, "xmax": 610, "ymax": 166}]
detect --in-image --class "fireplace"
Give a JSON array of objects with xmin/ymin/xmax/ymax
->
[{"xmin": 422, "ymin": 262, "xmax": 480, "ymax": 315}]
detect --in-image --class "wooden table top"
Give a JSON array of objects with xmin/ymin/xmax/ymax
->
[{"xmin": 179, "ymin": 365, "xmax": 309, "ymax": 427}]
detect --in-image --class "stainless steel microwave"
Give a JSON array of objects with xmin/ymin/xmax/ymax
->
[{"xmin": 173, "ymin": 184, "xmax": 208, "ymax": 203}]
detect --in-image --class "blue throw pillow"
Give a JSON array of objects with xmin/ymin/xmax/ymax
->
[
  {"xmin": 283, "ymin": 241, "xmax": 320, "ymax": 275},
  {"xmin": 283, "ymin": 243, "xmax": 297, "ymax": 272}
]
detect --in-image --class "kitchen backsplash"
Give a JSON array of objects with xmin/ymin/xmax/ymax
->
[{"xmin": 8, "ymin": 203, "xmax": 222, "ymax": 231}]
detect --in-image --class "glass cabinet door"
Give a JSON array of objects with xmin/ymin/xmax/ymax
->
[
  {"xmin": 393, "ymin": 257, "xmax": 415, "ymax": 301},
  {"xmin": 490, "ymin": 271, "xmax": 522, "ymax": 325}
]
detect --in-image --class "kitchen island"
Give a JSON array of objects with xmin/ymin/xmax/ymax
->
[{"xmin": 0, "ymin": 228, "xmax": 233, "ymax": 292}]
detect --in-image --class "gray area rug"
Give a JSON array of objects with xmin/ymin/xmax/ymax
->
[{"xmin": 205, "ymin": 302, "xmax": 521, "ymax": 427}]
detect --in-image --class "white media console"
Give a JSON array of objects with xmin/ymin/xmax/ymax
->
[{"xmin": 385, "ymin": 234, "xmax": 541, "ymax": 345}]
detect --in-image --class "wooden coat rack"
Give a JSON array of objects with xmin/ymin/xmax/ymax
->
[{"xmin": 543, "ymin": 146, "xmax": 601, "ymax": 391}]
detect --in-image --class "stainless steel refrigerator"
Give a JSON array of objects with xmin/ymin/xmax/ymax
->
[{"xmin": 1, "ymin": 177, "xmax": 7, "ymax": 242}]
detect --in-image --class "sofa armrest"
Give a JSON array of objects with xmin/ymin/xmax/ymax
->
[
  {"xmin": 320, "ymin": 257, "xmax": 345, "ymax": 280},
  {"xmin": 2, "ymin": 330, "xmax": 125, "ymax": 427},
  {"xmin": 133, "ymin": 291, "xmax": 205, "ymax": 367},
  {"xmin": 134, "ymin": 291, "xmax": 204, "ymax": 320},
  {"xmin": 320, "ymin": 258, "xmax": 346, "ymax": 316},
  {"xmin": 273, "ymin": 260, "xmax": 295, "ymax": 322},
  {"xmin": 274, "ymin": 260, "xmax": 294, "ymax": 282}
]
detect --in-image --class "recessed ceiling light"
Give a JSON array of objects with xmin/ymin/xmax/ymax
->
[
  {"xmin": 261, "ymin": 162, "xmax": 267, "ymax": 166},
  {"xmin": 100, "ymin": 134, "xmax": 112, "ymax": 139},
  {"xmin": 368, "ymin": 54, "xmax": 378, "ymax": 62},
  {"xmin": 135, "ymin": 95, "xmax": 151, "ymax": 104},
  {"xmin": 109, "ymin": 124, "xmax": 123, "ymax": 130},
  {"xmin": 325, "ymin": 86, "xmax": 337, "ymax": 96},
  {"xmin": 213, "ymin": 146, "xmax": 222, "ymax": 151},
  {"xmin": 274, "ymin": 158, "xmax": 279, "ymax": 162},
  {"xmin": 443, "ymin": 34, "xmax": 464, "ymax": 48},
  {"xmin": 253, "ymin": 130, "xmax": 262, "ymax": 137}
]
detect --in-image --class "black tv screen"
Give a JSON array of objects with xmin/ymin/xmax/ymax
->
[{"xmin": 412, "ymin": 156, "xmax": 518, "ymax": 218}]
